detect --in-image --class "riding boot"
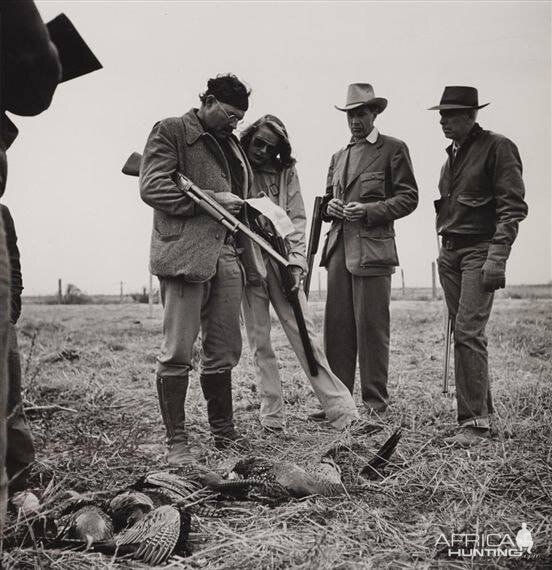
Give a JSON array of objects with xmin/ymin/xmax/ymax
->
[
  {"xmin": 156, "ymin": 375, "xmax": 195, "ymax": 465},
  {"xmin": 200, "ymin": 371, "xmax": 241, "ymax": 449}
]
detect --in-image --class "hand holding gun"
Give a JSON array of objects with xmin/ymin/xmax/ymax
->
[{"xmin": 121, "ymin": 153, "xmax": 289, "ymax": 269}]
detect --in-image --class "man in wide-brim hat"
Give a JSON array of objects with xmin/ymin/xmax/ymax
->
[
  {"xmin": 310, "ymin": 83, "xmax": 418, "ymax": 421},
  {"xmin": 429, "ymin": 85, "xmax": 528, "ymax": 446}
]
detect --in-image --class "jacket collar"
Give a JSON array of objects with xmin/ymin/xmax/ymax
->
[
  {"xmin": 446, "ymin": 123, "xmax": 483, "ymax": 157},
  {"xmin": 181, "ymin": 108, "xmax": 244, "ymax": 150},
  {"xmin": 347, "ymin": 126, "xmax": 379, "ymax": 147},
  {"xmin": 182, "ymin": 108, "xmax": 206, "ymax": 145},
  {"xmin": 343, "ymin": 132, "xmax": 383, "ymax": 191}
]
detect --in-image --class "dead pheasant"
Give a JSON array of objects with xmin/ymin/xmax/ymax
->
[
  {"xmin": 199, "ymin": 456, "xmax": 344, "ymax": 503},
  {"xmin": 71, "ymin": 504, "xmax": 192, "ymax": 565},
  {"xmin": 202, "ymin": 429, "xmax": 402, "ymax": 503},
  {"xmin": 109, "ymin": 491, "xmax": 154, "ymax": 532},
  {"xmin": 125, "ymin": 466, "xmax": 224, "ymax": 518},
  {"xmin": 57, "ymin": 502, "xmax": 114, "ymax": 549},
  {"xmin": 113, "ymin": 504, "xmax": 191, "ymax": 565}
]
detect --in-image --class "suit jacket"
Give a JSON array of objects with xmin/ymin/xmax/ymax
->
[
  {"xmin": 320, "ymin": 132, "xmax": 418, "ymax": 276},
  {"xmin": 140, "ymin": 109, "xmax": 256, "ymax": 282}
]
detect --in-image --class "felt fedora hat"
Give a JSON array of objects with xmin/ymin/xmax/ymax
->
[
  {"xmin": 428, "ymin": 86, "xmax": 490, "ymax": 110},
  {"xmin": 335, "ymin": 83, "xmax": 388, "ymax": 113}
]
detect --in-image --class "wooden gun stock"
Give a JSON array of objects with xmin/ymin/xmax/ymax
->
[
  {"xmin": 122, "ymin": 152, "xmax": 142, "ymax": 177},
  {"xmin": 303, "ymin": 195, "xmax": 326, "ymax": 299}
]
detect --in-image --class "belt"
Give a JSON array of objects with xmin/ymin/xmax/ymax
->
[{"xmin": 441, "ymin": 234, "xmax": 491, "ymax": 250}]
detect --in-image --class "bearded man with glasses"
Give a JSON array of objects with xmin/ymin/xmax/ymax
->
[{"xmin": 140, "ymin": 74, "xmax": 256, "ymax": 463}]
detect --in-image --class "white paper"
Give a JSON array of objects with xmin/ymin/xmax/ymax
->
[{"xmin": 245, "ymin": 196, "xmax": 296, "ymax": 238}]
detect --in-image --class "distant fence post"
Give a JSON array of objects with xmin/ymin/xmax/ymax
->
[
  {"xmin": 58, "ymin": 278, "xmax": 62, "ymax": 304},
  {"xmin": 401, "ymin": 269, "xmax": 405, "ymax": 298},
  {"xmin": 431, "ymin": 262, "xmax": 437, "ymax": 300},
  {"xmin": 148, "ymin": 273, "xmax": 153, "ymax": 318}
]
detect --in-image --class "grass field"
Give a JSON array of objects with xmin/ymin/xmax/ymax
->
[{"xmin": 2, "ymin": 297, "xmax": 551, "ymax": 569}]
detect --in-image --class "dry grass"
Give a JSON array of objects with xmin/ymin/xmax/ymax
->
[{"xmin": 2, "ymin": 298, "xmax": 551, "ymax": 569}]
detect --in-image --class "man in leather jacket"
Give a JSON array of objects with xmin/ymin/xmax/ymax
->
[{"xmin": 429, "ymin": 86, "xmax": 528, "ymax": 446}]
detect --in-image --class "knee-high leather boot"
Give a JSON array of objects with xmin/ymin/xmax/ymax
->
[
  {"xmin": 200, "ymin": 371, "xmax": 241, "ymax": 449},
  {"xmin": 156, "ymin": 375, "xmax": 194, "ymax": 465}
]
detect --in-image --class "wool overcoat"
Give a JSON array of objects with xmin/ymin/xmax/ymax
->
[{"xmin": 140, "ymin": 109, "xmax": 255, "ymax": 282}]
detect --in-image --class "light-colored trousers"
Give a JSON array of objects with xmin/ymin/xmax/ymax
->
[
  {"xmin": 157, "ymin": 246, "xmax": 244, "ymax": 377},
  {"xmin": 242, "ymin": 262, "xmax": 359, "ymax": 429}
]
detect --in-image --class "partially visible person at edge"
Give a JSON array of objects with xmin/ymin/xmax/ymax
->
[
  {"xmin": 0, "ymin": 206, "xmax": 35, "ymax": 493},
  {"xmin": 140, "ymin": 74, "xmax": 262, "ymax": 465},
  {"xmin": 429, "ymin": 86, "xmax": 528, "ymax": 447},
  {"xmin": 239, "ymin": 115, "xmax": 359, "ymax": 431},
  {"xmin": 0, "ymin": 0, "xmax": 61, "ymax": 520},
  {"xmin": 310, "ymin": 83, "xmax": 418, "ymax": 422}
]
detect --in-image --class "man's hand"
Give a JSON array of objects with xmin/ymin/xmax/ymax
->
[
  {"xmin": 343, "ymin": 201, "xmax": 366, "ymax": 222},
  {"xmin": 289, "ymin": 265, "xmax": 303, "ymax": 293},
  {"xmin": 481, "ymin": 261, "xmax": 506, "ymax": 292},
  {"xmin": 212, "ymin": 192, "xmax": 244, "ymax": 215},
  {"xmin": 327, "ymin": 198, "xmax": 345, "ymax": 219}
]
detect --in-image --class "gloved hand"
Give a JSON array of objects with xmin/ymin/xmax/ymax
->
[{"xmin": 481, "ymin": 244, "xmax": 510, "ymax": 292}]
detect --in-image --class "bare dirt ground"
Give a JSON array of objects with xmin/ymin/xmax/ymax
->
[{"xmin": 2, "ymin": 297, "xmax": 551, "ymax": 569}]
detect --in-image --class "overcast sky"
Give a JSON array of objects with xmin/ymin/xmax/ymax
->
[{"xmin": 5, "ymin": 1, "xmax": 550, "ymax": 295}]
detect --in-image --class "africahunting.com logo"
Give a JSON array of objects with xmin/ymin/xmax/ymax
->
[{"xmin": 436, "ymin": 523, "xmax": 533, "ymax": 558}]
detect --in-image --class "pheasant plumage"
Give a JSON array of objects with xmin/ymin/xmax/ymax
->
[
  {"xmin": 109, "ymin": 491, "xmax": 154, "ymax": 531},
  {"xmin": 115, "ymin": 504, "xmax": 191, "ymax": 565},
  {"xmin": 202, "ymin": 456, "xmax": 345, "ymax": 502},
  {"xmin": 58, "ymin": 503, "xmax": 114, "ymax": 548}
]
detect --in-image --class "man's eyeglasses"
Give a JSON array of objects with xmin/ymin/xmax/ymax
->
[{"xmin": 215, "ymin": 99, "xmax": 243, "ymax": 128}]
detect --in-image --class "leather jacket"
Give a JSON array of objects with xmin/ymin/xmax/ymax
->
[{"xmin": 435, "ymin": 124, "xmax": 528, "ymax": 248}]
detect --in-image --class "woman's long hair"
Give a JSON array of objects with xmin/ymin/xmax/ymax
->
[{"xmin": 240, "ymin": 114, "xmax": 296, "ymax": 169}]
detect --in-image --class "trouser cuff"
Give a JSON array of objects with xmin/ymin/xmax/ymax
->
[{"xmin": 459, "ymin": 416, "xmax": 490, "ymax": 430}]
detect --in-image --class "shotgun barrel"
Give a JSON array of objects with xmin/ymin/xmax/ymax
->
[{"xmin": 443, "ymin": 312, "xmax": 453, "ymax": 394}]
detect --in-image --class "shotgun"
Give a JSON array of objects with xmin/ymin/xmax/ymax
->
[
  {"xmin": 172, "ymin": 173, "xmax": 289, "ymax": 268},
  {"xmin": 443, "ymin": 312, "xmax": 453, "ymax": 394},
  {"xmin": 122, "ymin": 152, "xmax": 289, "ymax": 269},
  {"xmin": 303, "ymin": 195, "xmax": 326, "ymax": 299}
]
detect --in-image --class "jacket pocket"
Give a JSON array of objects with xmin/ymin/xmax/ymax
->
[
  {"xmin": 154, "ymin": 214, "xmax": 183, "ymax": 241},
  {"xmin": 320, "ymin": 225, "xmax": 340, "ymax": 267},
  {"xmin": 359, "ymin": 171, "xmax": 385, "ymax": 201},
  {"xmin": 358, "ymin": 232, "xmax": 398, "ymax": 267},
  {"xmin": 457, "ymin": 194, "xmax": 494, "ymax": 208}
]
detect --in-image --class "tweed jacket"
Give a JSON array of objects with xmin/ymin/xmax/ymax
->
[
  {"xmin": 140, "ymin": 109, "xmax": 255, "ymax": 281},
  {"xmin": 320, "ymin": 132, "xmax": 418, "ymax": 276},
  {"xmin": 435, "ymin": 124, "xmax": 528, "ymax": 261}
]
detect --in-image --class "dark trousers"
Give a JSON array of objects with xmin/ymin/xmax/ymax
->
[
  {"xmin": 7, "ymin": 324, "xmax": 35, "ymax": 492},
  {"xmin": 438, "ymin": 242, "xmax": 494, "ymax": 428},
  {"xmin": 324, "ymin": 236, "xmax": 391, "ymax": 412}
]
